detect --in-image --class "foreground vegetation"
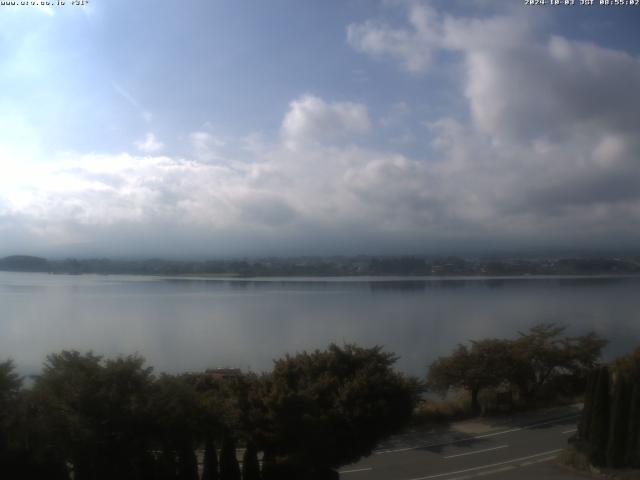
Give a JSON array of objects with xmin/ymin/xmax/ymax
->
[
  {"xmin": 426, "ymin": 329, "xmax": 640, "ymax": 475},
  {"xmin": 0, "ymin": 344, "xmax": 418, "ymax": 480},
  {"xmin": 0, "ymin": 325, "xmax": 624, "ymax": 478},
  {"xmin": 426, "ymin": 324, "xmax": 607, "ymax": 414},
  {"xmin": 571, "ymin": 347, "xmax": 640, "ymax": 470}
]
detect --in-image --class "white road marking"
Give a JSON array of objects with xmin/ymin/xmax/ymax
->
[
  {"xmin": 519, "ymin": 455, "xmax": 557, "ymax": 466},
  {"xmin": 339, "ymin": 467, "xmax": 373, "ymax": 474},
  {"xmin": 375, "ymin": 414, "xmax": 579, "ymax": 455},
  {"xmin": 562, "ymin": 428, "xmax": 577, "ymax": 434},
  {"xmin": 476, "ymin": 466, "xmax": 515, "ymax": 476},
  {"xmin": 406, "ymin": 448, "xmax": 563, "ymax": 480},
  {"xmin": 444, "ymin": 445, "xmax": 508, "ymax": 459}
]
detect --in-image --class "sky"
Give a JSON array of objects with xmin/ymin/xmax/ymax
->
[{"xmin": 1, "ymin": 0, "xmax": 640, "ymax": 258}]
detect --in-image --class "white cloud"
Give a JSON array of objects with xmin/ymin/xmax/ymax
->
[
  {"xmin": 189, "ymin": 130, "xmax": 227, "ymax": 162},
  {"xmin": 442, "ymin": 20, "xmax": 640, "ymax": 143},
  {"xmin": 281, "ymin": 95, "xmax": 370, "ymax": 150},
  {"xmin": 345, "ymin": 2, "xmax": 640, "ymax": 247},
  {"xmin": 135, "ymin": 133, "xmax": 164, "ymax": 153},
  {"xmin": 347, "ymin": 1, "xmax": 441, "ymax": 73}
]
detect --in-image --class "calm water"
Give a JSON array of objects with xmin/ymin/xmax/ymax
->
[{"xmin": 1, "ymin": 272, "xmax": 639, "ymax": 377}]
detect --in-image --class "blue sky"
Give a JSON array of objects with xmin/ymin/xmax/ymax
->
[{"xmin": 1, "ymin": 0, "xmax": 640, "ymax": 257}]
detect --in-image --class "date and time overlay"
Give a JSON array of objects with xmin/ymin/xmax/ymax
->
[
  {"xmin": 0, "ymin": 0, "xmax": 88, "ymax": 8},
  {"xmin": 1, "ymin": 0, "xmax": 640, "ymax": 9}
]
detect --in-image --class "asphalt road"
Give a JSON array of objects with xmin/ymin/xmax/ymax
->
[{"xmin": 339, "ymin": 405, "xmax": 594, "ymax": 480}]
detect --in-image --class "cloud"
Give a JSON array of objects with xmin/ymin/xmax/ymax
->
[
  {"xmin": 443, "ymin": 22, "xmax": 640, "ymax": 143},
  {"xmin": 432, "ymin": 14, "xmax": 640, "ymax": 220},
  {"xmin": 347, "ymin": 1, "xmax": 441, "ymax": 73},
  {"xmin": 189, "ymin": 130, "xmax": 227, "ymax": 163},
  {"xmin": 2, "ymin": 3, "xmax": 640, "ymax": 256},
  {"xmin": 281, "ymin": 95, "xmax": 371, "ymax": 150},
  {"xmin": 135, "ymin": 133, "xmax": 164, "ymax": 153}
]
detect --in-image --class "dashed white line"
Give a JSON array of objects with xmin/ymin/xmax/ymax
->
[
  {"xmin": 476, "ymin": 465, "xmax": 515, "ymax": 476},
  {"xmin": 562, "ymin": 428, "xmax": 577, "ymax": 435},
  {"xmin": 444, "ymin": 445, "xmax": 508, "ymax": 459},
  {"xmin": 519, "ymin": 455, "xmax": 557, "ymax": 466},
  {"xmin": 406, "ymin": 448, "xmax": 563, "ymax": 480},
  {"xmin": 339, "ymin": 467, "xmax": 373, "ymax": 474}
]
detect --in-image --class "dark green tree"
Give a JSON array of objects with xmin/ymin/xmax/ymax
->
[
  {"xmin": 606, "ymin": 374, "xmax": 631, "ymax": 468},
  {"xmin": 202, "ymin": 439, "xmax": 219, "ymax": 480},
  {"xmin": 219, "ymin": 434, "xmax": 241, "ymax": 480},
  {"xmin": 177, "ymin": 444, "xmax": 198, "ymax": 480},
  {"xmin": 0, "ymin": 360, "xmax": 27, "ymax": 478},
  {"xmin": 261, "ymin": 344, "xmax": 418, "ymax": 477},
  {"xmin": 588, "ymin": 366, "xmax": 610, "ymax": 466},
  {"xmin": 614, "ymin": 347, "xmax": 640, "ymax": 378},
  {"xmin": 242, "ymin": 442, "xmax": 260, "ymax": 480},
  {"xmin": 260, "ymin": 451, "xmax": 278, "ymax": 480},
  {"xmin": 509, "ymin": 324, "xmax": 607, "ymax": 400},
  {"xmin": 151, "ymin": 374, "xmax": 206, "ymax": 480},
  {"xmin": 32, "ymin": 351, "xmax": 104, "ymax": 479},
  {"xmin": 155, "ymin": 449, "xmax": 178, "ymax": 480},
  {"xmin": 626, "ymin": 384, "xmax": 640, "ymax": 468},
  {"xmin": 428, "ymin": 339, "xmax": 513, "ymax": 412},
  {"xmin": 578, "ymin": 369, "xmax": 597, "ymax": 441},
  {"xmin": 33, "ymin": 351, "xmax": 156, "ymax": 480}
]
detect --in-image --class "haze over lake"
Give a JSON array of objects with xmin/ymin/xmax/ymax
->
[{"xmin": 2, "ymin": 271, "xmax": 639, "ymax": 377}]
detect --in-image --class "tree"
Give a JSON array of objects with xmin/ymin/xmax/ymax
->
[
  {"xmin": 588, "ymin": 366, "xmax": 610, "ymax": 466},
  {"xmin": 150, "ymin": 374, "xmax": 205, "ymax": 480},
  {"xmin": 606, "ymin": 374, "xmax": 631, "ymax": 468},
  {"xmin": 563, "ymin": 332, "xmax": 609, "ymax": 376},
  {"xmin": 201, "ymin": 439, "xmax": 219, "ymax": 480},
  {"xmin": 426, "ymin": 325, "xmax": 606, "ymax": 413},
  {"xmin": 219, "ymin": 433, "xmax": 241, "ymax": 480},
  {"xmin": 155, "ymin": 449, "xmax": 178, "ymax": 480},
  {"xmin": 511, "ymin": 324, "xmax": 568, "ymax": 398},
  {"xmin": 508, "ymin": 324, "xmax": 606, "ymax": 399},
  {"xmin": 614, "ymin": 347, "xmax": 640, "ymax": 378},
  {"xmin": 177, "ymin": 444, "xmax": 198, "ymax": 480},
  {"xmin": 32, "ymin": 351, "xmax": 104, "ymax": 480},
  {"xmin": 576, "ymin": 347, "xmax": 640, "ymax": 469},
  {"xmin": 614, "ymin": 348, "xmax": 640, "ymax": 468},
  {"xmin": 0, "ymin": 359, "xmax": 27, "ymax": 478},
  {"xmin": 32, "ymin": 351, "xmax": 156, "ymax": 480},
  {"xmin": 578, "ymin": 369, "xmax": 597, "ymax": 440},
  {"xmin": 428, "ymin": 339, "xmax": 513, "ymax": 412},
  {"xmin": 626, "ymin": 384, "xmax": 640, "ymax": 468},
  {"xmin": 242, "ymin": 442, "xmax": 261, "ymax": 480},
  {"xmin": 260, "ymin": 451, "xmax": 280, "ymax": 480},
  {"xmin": 261, "ymin": 344, "xmax": 419, "ymax": 477}
]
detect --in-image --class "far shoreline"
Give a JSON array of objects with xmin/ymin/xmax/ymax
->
[{"xmin": 3, "ymin": 269, "xmax": 640, "ymax": 283}]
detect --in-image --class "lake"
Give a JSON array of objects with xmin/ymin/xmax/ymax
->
[{"xmin": 1, "ymin": 272, "xmax": 639, "ymax": 378}]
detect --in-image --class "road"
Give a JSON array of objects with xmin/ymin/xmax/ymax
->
[{"xmin": 339, "ymin": 405, "xmax": 594, "ymax": 480}]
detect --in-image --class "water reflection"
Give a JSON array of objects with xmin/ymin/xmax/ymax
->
[{"xmin": 1, "ymin": 272, "xmax": 639, "ymax": 377}]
